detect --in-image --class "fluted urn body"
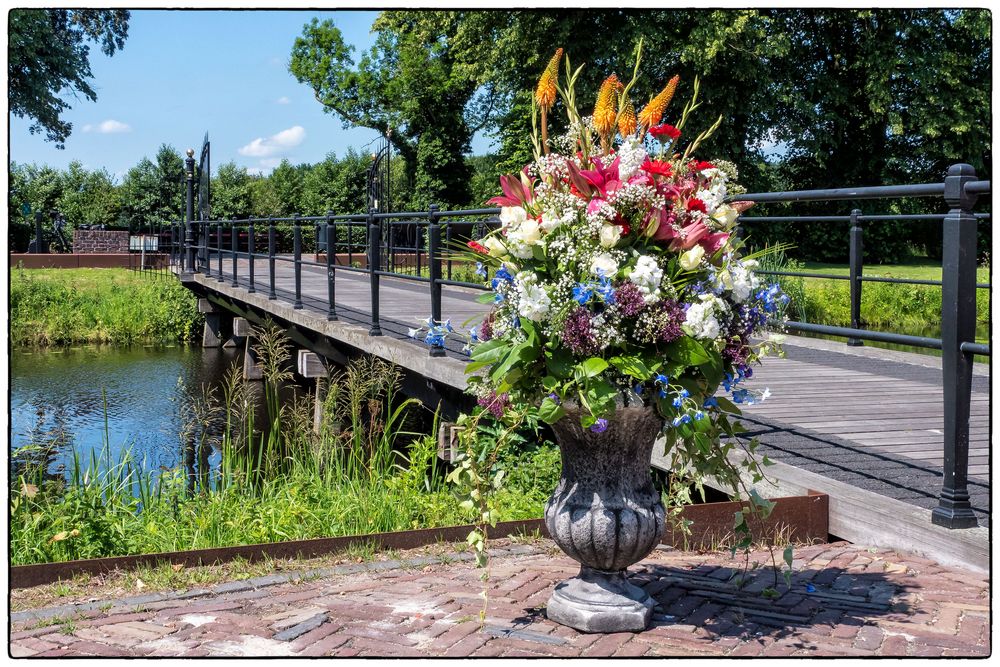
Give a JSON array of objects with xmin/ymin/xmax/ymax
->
[{"xmin": 543, "ymin": 405, "xmax": 665, "ymax": 633}]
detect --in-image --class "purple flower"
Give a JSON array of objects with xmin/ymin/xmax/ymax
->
[
  {"xmin": 614, "ymin": 282, "xmax": 645, "ymax": 316},
  {"xmin": 656, "ymin": 298, "xmax": 685, "ymax": 342},
  {"xmin": 589, "ymin": 418, "xmax": 608, "ymax": 433},
  {"xmin": 562, "ymin": 308, "xmax": 599, "ymax": 355},
  {"xmin": 479, "ymin": 311, "xmax": 495, "ymax": 342},
  {"xmin": 478, "ymin": 390, "xmax": 511, "ymax": 419}
]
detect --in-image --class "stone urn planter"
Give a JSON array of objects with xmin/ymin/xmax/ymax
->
[{"xmin": 544, "ymin": 405, "xmax": 666, "ymax": 633}]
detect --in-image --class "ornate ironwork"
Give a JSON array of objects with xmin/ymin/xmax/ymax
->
[{"xmin": 197, "ymin": 133, "xmax": 211, "ymax": 221}]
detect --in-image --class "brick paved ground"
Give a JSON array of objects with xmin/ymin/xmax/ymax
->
[{"xmin": 9, "ymin": 540, "xmax": 989, "ymax": 657}]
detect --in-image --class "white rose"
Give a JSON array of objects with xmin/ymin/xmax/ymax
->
[
  {"xmin": 482, "ymin": 235, "xmax": 507, "ymax": 257},
  {"xmin": 679, "ymin": 245, "xmax": 705, "ymax": 271},
  {"xmin": 515, "ymin": 218, "xmax": 541, "ymax": 246},
  {"xmin": 589, "ymin": 253, "xmax": 619, "ymax": 277},
  {"xmin": 499, "ymin": 206, "xmax": 527, "ymax": 230},
  {"xmin": 599, "ymin": 223, "xmax": 622, "ymax": 248},
  {"xmin": 713, "ymin": 204, "xmax": 739, "ymax": 230}
]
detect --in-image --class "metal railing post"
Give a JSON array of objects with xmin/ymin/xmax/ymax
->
[
  {"xmin": 267, "ymin": 216, "xmax": 276, "ymax": 300},
  {"xmin": 932, "ymin": 163, "xmax": 979, "ymax": 529},
  {"xmin": 184, "ymin": 149, "xmax": 196, "ymax": 271},
  {"xmin": 293, "ymin": 214, "xmax": 303, "ymax": 309},
  {"xmin": 325, "ymin": 211, "xmax": 337, "ymax": 321},
  {"xmin": 230, "ymin": 216, "xmax": 239, "ymax": 287},
  {"xmin": 247, "ymin": 217, "xmax": 256, "ymax": 293},
  {"xmin": 200, "ymin": 221, "xmax": 207, "ymax": 273},
  {"xmin": 216, "ymin": 222, "xmax": 224, "ymax": 281},
  {"xmin": 428, "ymin": 205, "xmax": 445, "ymax": 357},
  {"xmin": 847, "ymin": 208, "xmax": 864, "ymax": 346},
  {"xmin": 368, "ymin": 209, "xmax": 382, "ymax": 336}
]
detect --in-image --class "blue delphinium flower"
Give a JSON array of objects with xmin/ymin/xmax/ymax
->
[
  {"xmin": 589, "ymin": 418, "xmax": 608, "ymax": 433},
  {"xmin": 444, "ymin": 319, "xmax": 454, "ymax": 333},
  {"xmin": 596, "ymin": 274, "xmax": 616, "ymax": 304},
  {"xmin": 694, "ymin": 410, "xmax": 705, "ymax": 421},
  {"xmin": 491, "ymin": 266, "xmax": 514, "ymax": 289},
  {"xmin": 703, "ymin": 397, "xmax": 719, "ymax": 409},
  {"xmin": 475, "ymin": 261, "xmax": 488, "ymax": 278},
  {"xmin": 633, "ymin": 383, "xmax": 644, "ymax": 396},
  {"xmin": 654, "ymin": 373, "xmax": 670, "ymax": 399},
  {"xmin": 672, "ymin": 396, "xmax": 683, "ymax": 408},
  {"xmin": 469, "ymin": 326, "xmax": 479, "ymax": 343},
  {"xmin": 572, "ymin": 282, "xmax": 594, "ymax": 305}
]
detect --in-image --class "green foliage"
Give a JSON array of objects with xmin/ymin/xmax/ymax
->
[
  {"xmin": 9, "ymin": 267, "xmax": 201, "ymax": 347},
  {"xmin": 8, "ymin": 9, "xmax": 130, "ymax": 147}
]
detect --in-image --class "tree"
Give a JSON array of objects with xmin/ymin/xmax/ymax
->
[
  {"xmin": 301, "ymin": 150, "xmax": 370, "ymax": 215},
  {"xmin": 118, "ymin": 144, "xmax": 185, "ymax": 230},
  {"xmin": 211, "ymin": 162, "xmax": 253, "ymax": 221},
  {"xmin": 8, "ymin": 9, "xmax": 130, "ymax": 148},
  {"xmin": 268, "ymin": 160, "xmax": 308, "ymax": 216},
  {"xmin": 289, "ymin": 13, "xmax": 485, "ymax": 208}
]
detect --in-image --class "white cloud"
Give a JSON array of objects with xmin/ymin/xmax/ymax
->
[
  {"xmin": 275, "ymin": 96, "xmax": 291, "ymax": 105},
  {"xmin": 83, "ymin": 119, "xmax": 132, "ymax": 134},
  {"xmin": 238, "ymin": 125, "xmax": 306, "ymax": 158}
]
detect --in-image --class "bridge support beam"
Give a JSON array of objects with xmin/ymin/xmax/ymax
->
[
  {"xmin": 199, "ymin": 298, "xmax": 232, "ymax": 348},
  {"xmin": 298, "ymin": 350, "xmax": 327, "ymax": 433},
  {"xmin": 243, "ymin": 343, "xmax": 263, "ymax": 381},
  {"xmin": 224, "ymin": 317, "xmax": 251, "ymax": 348}
]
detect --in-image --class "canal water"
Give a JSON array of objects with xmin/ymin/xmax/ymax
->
[{"xmin": 10, "ymin": 346, "xmax": 242, "ymax": 481}]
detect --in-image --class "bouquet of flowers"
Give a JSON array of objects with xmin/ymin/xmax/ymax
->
[{"xmin": 462, "ymin": 42, "xmax": 788, "ymax": 462}]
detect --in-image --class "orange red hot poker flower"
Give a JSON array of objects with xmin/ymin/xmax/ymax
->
[
  {"xmin": 593, "ymin": 74, "xmax": 621, "ymax": 140},
  {"xmin": 617, "ymin": 93, "xmax": 637, "ymax": 137},
  {"xmin": 638, "ymin": 74, "xmax": 680, "ymax": 131},
  {"xmin": 534, "ymin": 48, "xmax": 563, "ymax": 111}
]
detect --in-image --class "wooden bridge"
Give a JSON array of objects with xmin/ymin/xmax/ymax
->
[{"xmin": 156, "ymin": 162, "xmax": 990, "ymax": 573}]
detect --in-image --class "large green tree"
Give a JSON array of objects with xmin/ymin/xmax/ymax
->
[
  {"xmin": 8, "ymin": 9, "xmax": 130, "ymax": 148},
  {"xmin": 289, "ymin": 13, "xmax": 495, "ymax": 208}
]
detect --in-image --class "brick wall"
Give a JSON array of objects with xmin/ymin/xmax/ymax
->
[{"xmin": 72, "ymin": 229, "xmax": 129, "ymax": 254}]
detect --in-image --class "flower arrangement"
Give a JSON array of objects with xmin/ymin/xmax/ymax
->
[
  {"xmin": 446, "ymin": 43, "xmax": 796, "ymax": 617},
  {"xmin": 461, "ymin": 42, "xmax": 787, "ymax": 460}
]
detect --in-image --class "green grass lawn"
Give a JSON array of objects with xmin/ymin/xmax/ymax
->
[{"xmin": 796, "ymin": 260, "xmax": 990, "ymax": 284}]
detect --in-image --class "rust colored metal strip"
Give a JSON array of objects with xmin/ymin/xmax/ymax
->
[
  {"xmin": 12, "ymin": 494, "xmax": 828, "ymax": 589},
  {"xmin": 10, "ymin": 519, "xmax": 546, "ymax": 590}
]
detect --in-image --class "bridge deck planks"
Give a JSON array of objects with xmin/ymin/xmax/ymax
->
[{"xmin": 190, "ymin": 255, "xmax": 992, "ymax": 532}]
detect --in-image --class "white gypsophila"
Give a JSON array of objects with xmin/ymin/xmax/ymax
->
[
  {"xmin": 590, "ymin": 252, "xmax": 619, "ymax": 277},
  {"xmin": 616, "ymin": 136, "xmax": 648, "ymax": 181},
  {"xmin": 599, "ymin": 223, "xmax": 621, "ymax": 248},
  {"xmin": 629, "ymin": 254, "xmax": 664, "ymax": 303},
  {"xmin": 683, "ymin": 294, "xmax": 727, "ymax": 340},
  {"xmin": 700, "ymin": 167, "xmax": 726, "ymax": 182}
]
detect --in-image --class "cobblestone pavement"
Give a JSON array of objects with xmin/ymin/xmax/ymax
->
[{"xmin": 9, "ymin": 540, "xmax": 989, "ymax": 658}]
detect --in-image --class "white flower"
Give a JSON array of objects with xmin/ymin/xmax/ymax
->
[
  {"xmin": 616, "ymin": 136, "xmax": 648, "ymax": 181},
  {"xmin": 499, "ymin": 206, "xmax": 527, "ymax": 230},
  {"xmin": 506, "ymin": 217, "xmax": 542, "ymax": 258},
  {"xmin": 683, "ymin": 294, "xmax": 726, "ymax": 340},
  {"xmin": 539, "ymin": 212, "xmax": 562, "ymax": 233},
  {"xmin": 590, "ymin": 252, "xmax": 619, "ymax": 277},
  {"xmin": 679, "ymin": 245, "xmax": 705, "ymax": 271},
  {"xmin": 761, "ymin": 388, "xmax": 771, "ymax": 402},
  {"xmin": 729, "ymin": 263, "xmax": 760, "ymax": 303},
  {"xmin": 482, "ymin": 235, "xmax": 507, "ymax": 257},
  {"xmin": 599, "ymin": 223, "xmax": 621, "ymax": 248},
  {"xmin": 695, "ymin": 185, "xmax": 726, "ymax": 213},
  {"xmin": 713, "ymin": 204, "xmax": 740, "ymax": 230},
  {"xmin": 628, "ymin": 255, "xmax": 663, "ymax": 302},
  {"xmin": 516, "ymin": 283, "xmax": 551, "ymax": 321}
]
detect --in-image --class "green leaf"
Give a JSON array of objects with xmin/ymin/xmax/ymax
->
[
  {"xmin": 476, "ymin": 292, "xmax": 495, "ymax": 304},
  {"xmin": 699, "ymin": 349, "xmax": 725, "ymax": 388},
  {"xmin": 546, "ymin": 348, "xmax": 574, "ymax": 379},
  {"xmin": 666, "ymin": 336, "xmax": 711, "ymax": 366},
  {"xmin": 715, "ymin": 396, "xmax": 742, "ymax": 416},
  {"xmin": 538, "ymin": 396, "xmax": 567, "ymax": 424},
  {"xmin": 610, "ymin": 355, "xmax": 652, "ymax": 380},
  {"xmin": 577, "ymin": 357, "xmax": 608, "ymax": 378}
]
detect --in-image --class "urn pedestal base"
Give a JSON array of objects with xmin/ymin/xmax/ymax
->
[{"xmin": 546, "ymin": 566, "xmax": 656, "ymax": 633}]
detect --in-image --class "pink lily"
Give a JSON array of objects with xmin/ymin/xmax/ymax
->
[{"xmin": 486, "ymin": 173, "xmax": 535, "ymax": 207}]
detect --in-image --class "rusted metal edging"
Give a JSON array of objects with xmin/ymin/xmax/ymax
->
[
  {"xmin": 12, "ymin": 493, "xmax": 829, "ymax": 589},
  {"xmin": 10, "ymin": 519, "xmax": 544, "ymax": 590}
]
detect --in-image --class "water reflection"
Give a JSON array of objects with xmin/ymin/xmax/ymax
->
[{"xmin": 10, "ymin": 346, "xmax": 243, "ymax": 484}]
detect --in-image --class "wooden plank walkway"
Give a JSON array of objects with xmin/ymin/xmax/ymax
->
[{"xmin": 182, "ymin": 255, "xmax": 991, "ymax": 567}]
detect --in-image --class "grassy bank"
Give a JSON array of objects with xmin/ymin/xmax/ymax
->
[
  {"xmin": 760, "ymin": 255, "xmax": 990, "ymax": 344},
  {"xmin": 10, "ymin": 331, "xmax": 558, "ymax": 565},
  {"xmin": 10, "ymin": 267, "xmax": 202, "ymax": 347}
]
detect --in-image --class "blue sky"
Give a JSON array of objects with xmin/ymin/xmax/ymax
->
[{"xmin": 9, "ymin": 9, "xmax": 495, "ymax": 181}]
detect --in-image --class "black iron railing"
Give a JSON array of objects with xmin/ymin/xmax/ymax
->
[{"xmin": 164, "ymin": 163, "xmax": 990, "ymax": 529}]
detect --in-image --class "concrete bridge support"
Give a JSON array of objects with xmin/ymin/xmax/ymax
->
[
  {"xmin": 298, "ymin": 350, "xmax": 327, "ymax": 433},
  {"xmin": 198, "ymin": 298, "xmax": 232, "ymax": 348}
]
